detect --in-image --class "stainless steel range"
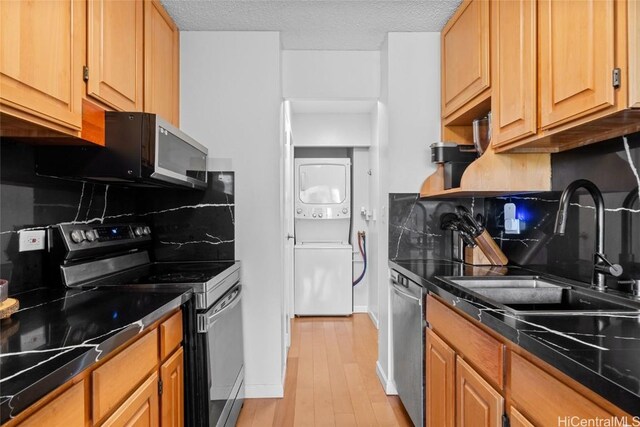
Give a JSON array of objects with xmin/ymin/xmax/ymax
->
[{"xmin": 49, "ymin": 222, "xmax": 244, "ymax": 427}]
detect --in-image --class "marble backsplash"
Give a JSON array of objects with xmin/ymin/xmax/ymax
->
[
  {"xmin": 390, "ymin": 131, "xmax": 640, "ymax": 293},
  {"xmin": 0, "ymin": 140, "xmax": 235, "ymax": 294},
  {"xmin": 389, "ymin": 194, "xmax": 480, "ymax": 261}
]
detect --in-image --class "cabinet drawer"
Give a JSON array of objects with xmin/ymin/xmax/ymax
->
[
  {"xmin": 160, "ymin": 310, "xmax": 182, "ymax": 360},
  {"xmin": 510, "ymin": 352, "xmax": 613, "ymax": 424},
  {"xmin": 92, "ymin": 329, "xmax": 159, "ymax": 422},
  {"xmin": 427, "ymin": 295, "xmax": 504, "ymax": 389},
  {"xmin": 20, "ymin": 381, "xmax": 85, "ymax": 427}
]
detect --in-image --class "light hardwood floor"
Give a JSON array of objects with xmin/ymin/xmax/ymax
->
[{"xmin": 237, "ymin": 314, "xmax": 413, "ymax": 427}]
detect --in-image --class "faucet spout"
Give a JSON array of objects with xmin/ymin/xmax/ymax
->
[{"xmin": 554, "ymin": 179, "xmax": 621, "ymax": 291}]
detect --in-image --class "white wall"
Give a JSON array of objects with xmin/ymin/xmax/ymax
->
[
  {"xmin": 180, "ymin": 31, "xmax": 284, "ymax": 397},
  {"xmin": 375, "ymin": 36, "xmax": 393, "ymax": 393},
  {"xmin": 352, "ymin": 147, "xmax": 371, "ymax": 312},
  {"xmin": 375, "ymin": 32, "xmax": 441, "ymax": 394},
  {"xmin": 387, "ymin": 33, "xmax": 440, "ymax": 193},
  {"xmin": 283, "ymin": 50, "xmax": 380, "ymax": 99},
  {"xmin": 292, "ymin": 114, "xmax": 371, "ymax": 147}
]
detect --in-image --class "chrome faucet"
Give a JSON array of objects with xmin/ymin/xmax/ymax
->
[{"xmin": 553, "ymin": 179, "xmax": 623, "ymax": 291}]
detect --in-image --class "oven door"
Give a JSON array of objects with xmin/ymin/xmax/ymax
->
[{"xmin": 197, "ymin": 283, "xmax": 244, "ymax": 427}]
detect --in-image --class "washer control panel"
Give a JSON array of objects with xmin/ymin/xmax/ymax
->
[{"xmin": 295, "ymin": 205, "xmax": 350, "ymax": 219}]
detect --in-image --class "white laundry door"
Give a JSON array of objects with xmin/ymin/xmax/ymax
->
[{"xmin": 294, "ymin": 244, "xmax": 353, "ymax": 316}]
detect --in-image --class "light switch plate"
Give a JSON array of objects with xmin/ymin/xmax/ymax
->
[
  {"xmin": 19, "ymin": 229, "xmax": 46, "ymax": 251},
  {"xmin": 504, "ymin": 203, "xmax": 521, "ymax": 234}
]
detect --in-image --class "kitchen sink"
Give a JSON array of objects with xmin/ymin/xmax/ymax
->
[{"xmin": 439, "ymin": 276, "xmax": 640, "ymax": 315}]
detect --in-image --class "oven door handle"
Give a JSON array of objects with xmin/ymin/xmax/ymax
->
[{"xmin": 197, "ymin": 284, "xmax": 241, "ymax": 333}]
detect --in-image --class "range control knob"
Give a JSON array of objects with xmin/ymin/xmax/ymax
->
[
  {"xmin": 342, "ymin": 208, "xmax": 348, "ymax": 214},
  {"xmin": 312, "ymin": 213, "xmax": 317, "ymax": 218},
  {"xmin": 85, "ymin": 230, "xmax": 97, "ymax": 242},
  {"xmin": 70, "ymin": 229, "xmax": 85, "ymax": 244},
  {"xmin": 318, "ymin": 213, "xmax": 323, "ymax": 218},
  {"xmin": 296, "ymin": 208, "xmax": 303, "ymax": 214},
  {"xmin": 134, "ymin": 226, "xmax": 144, "ymax": 237},
  {"xmin": 143, "ymin": 226, "xmax": 151, "ymax": 235}
]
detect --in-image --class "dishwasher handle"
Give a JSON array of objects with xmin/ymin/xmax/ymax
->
[{"xmin": 392, "ymin": 281, "xmax": 422, "ymax": 305}]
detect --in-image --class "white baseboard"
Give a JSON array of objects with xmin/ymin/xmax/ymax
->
[
  {"xmin": 353, "ymin": 305, "xmax": 368, "ymax": 313},
  {"xmin": 375, "ymin": 360, "xmax": 398, "ymax": 395},
  {"xmin": 368, "ymin": 310, "xmax": 379, "ymax": 329},
  {"xmin": 244, "ymin": 383, "xmax": 284, "ymax": 398}
]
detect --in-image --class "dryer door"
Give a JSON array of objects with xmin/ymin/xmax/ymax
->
[{"xmin": 299, "ymin": 164, "xmax": 347, "ymax": 204}]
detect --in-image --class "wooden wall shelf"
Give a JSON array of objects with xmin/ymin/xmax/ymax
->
[{"xmin": 419, "ymin": 145, "xmax": 551, "ymax": 198}]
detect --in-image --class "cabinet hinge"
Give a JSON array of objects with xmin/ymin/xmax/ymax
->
[
  {"xmin": 502, "ymin": 414, "xmax": 510, "ymax": 427},
  {"xmin": 158, "ymin": 378, "xmax": 163, "ymax": 396},
  {"xmin": 83, "ymin": 66, "xmax": 89, "ymax": 82},
  {"xmin": 612, "ymin": 67, "xmax": 621, "ymax": 89}
]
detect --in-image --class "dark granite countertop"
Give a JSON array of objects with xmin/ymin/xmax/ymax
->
[
  {"xmin": 390, "ymin": 258, "xmax": 640, "ymax": 417},
  {"xmin": 0, "ymin": 287, "xmax": 191, "ymax": 423}
]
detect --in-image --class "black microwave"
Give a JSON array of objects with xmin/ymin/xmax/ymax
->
[{"xmin": 36, "ymin": 113, "xmax": 208, "ymax": 190}]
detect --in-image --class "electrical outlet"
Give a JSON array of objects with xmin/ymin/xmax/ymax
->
[{"xmin": 19, "ymin": 230, "xmax": 46, "ymax": 252}]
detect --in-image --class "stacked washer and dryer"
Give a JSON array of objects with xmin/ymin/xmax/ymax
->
[{"xmin": 294, "ymin": 158, "xmax": 353, "ymax": 316}]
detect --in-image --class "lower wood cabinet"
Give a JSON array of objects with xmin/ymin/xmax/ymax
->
[
  {"xmin": 509, "ymin": 352, "xmax": 614, "ymax": 425},
  {"xmin": 508, "ymin": 406, "xmax": 535, "ymax": 427},
  {"xmin": 8, "ymin": 310, "xmax": 184, "ymax": 427},
  {"xmin": 425, "ymin": 295, "xmax": 632, "ymax": 426},
  {"xmin": 161, "ymin": 347, "xmax": 184, "ymax": 427},
  {"xmin": 456, "ymin": 357, "xmax": 504, "ymax": 427},
  {"xmin": 19, "ymin": 381, "xmax": 85, "ymax": 427},
  {"xmin": 102, "ymin": 373, "xmax": 159, "ymax": 427},
  {"xmin": 425, "ymin": 328, "xmax": 455, "ymax": 427},
  {"xmin": 425, "ymin": 328, "xmax": 503, "ymax": 427}
]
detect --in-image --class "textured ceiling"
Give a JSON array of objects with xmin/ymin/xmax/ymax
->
[{"xmin": 160, "ymin": 0, "xmax": 462, "ymax": 50}]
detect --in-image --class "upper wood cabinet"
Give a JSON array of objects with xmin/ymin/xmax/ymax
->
[
  {"xmin": 491, "ymin": 0, "xmax": 537, "ymax": 147},
  {"xmin": 0, "ymin": 0, "xmax": 85, "ymax": 136},
  {"xmin": 629, "ymin": 0, "xmax": 640, "ymax": 108},
  {"xmin": 538, "ymin": 0, "xmax": 616, "ymax": 129},
  {"xmin": 87, "ymin": 0, "xmax": 144, "ymax": 112},
  {"xmin": 491, "ymin": 0, "xmax": 640, "ymax": 153},
  {"xmin": 144, "ymin": 0, "xmax": 180, "ymax": 127},
  {"xmin": 441, "ymin": 0, "xmax": 490, "ymax": 118}
]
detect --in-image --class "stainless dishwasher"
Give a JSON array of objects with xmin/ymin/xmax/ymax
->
[{"xmin": 391, "ymin": 269, "xmax": 425, "ymax": 427}]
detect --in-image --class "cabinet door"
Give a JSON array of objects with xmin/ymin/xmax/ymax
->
[
  {"xmin": 0, "ymin": 0, "xmax": 84, "ymax": 132},
  {"xmin": 456, "ymin": 357, "xmax": 504, "ymax": 427},
  {"xmin": 630, "ymin": 0, "xmax": 640, "ymax": 108},
  {"xmin": 20, "ymin": 381, "xmax": 85, "ymax": 427},
  {"xmin": 87, "ymin": 0, "xmax": 143, "ymax": 111},
  {"xmin": 426, "ymin": 329, "xmax": 455, "ymax": 427},
  {"xmin": 161, "ymin": 347, "xmax": 184, "ymax": 427},
  {"xmin": 538, "ymin": 0, "xmax": 615, "ymax": 129},
  {"xmin": 102, "ymin": 372, "xmax": 159, "ymax": 427},
  {"xmin": 491, "ymin": 0, "xmax": 537, "ymax": 147},
  {"xmin": 144, "ymin": 0, "xmax": 180, "ymax": 126},
  {"xmin": 509, "ymin": 406, "xmax": 535, "ymax": 427},
  {"xmin": 441, "ymin": 0, "xmax": 490, "ymax": 118}
]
